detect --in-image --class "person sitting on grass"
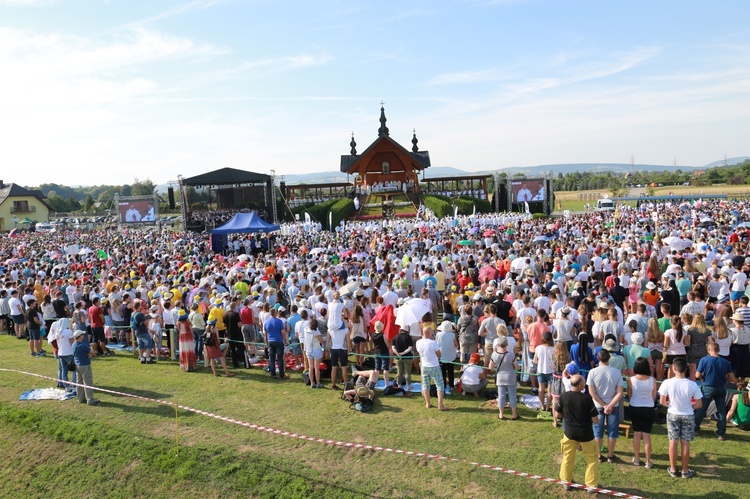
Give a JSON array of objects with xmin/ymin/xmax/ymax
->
[
  {"xmin": 658, "ymin": 357, "xmax": 703, "ymax": 479},
  {"xmin": 459, "ymin": 352, "xmax": 487, "ymax": 397},
  {"xmin": 342, "ymin": 369, "xmax": 379, "ymax": 402},
  {"xmin": 726, "ymin": 380, "xmax": 750, "ymax": 430}
]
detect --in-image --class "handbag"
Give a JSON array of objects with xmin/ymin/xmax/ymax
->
[{"xmin": 68, "ymin": 343, "xmax": 78, "ymax": 372}]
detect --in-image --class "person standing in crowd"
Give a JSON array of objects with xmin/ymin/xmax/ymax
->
[
  {"xmin": 694, "ymin": 342, "xmax": 736, "ymax": 440},
  {"xmin": 393, "ymin": 327, "xmax": 415, "ymax": 391},
  {"xmin": 132, "ymin": 300, "xmax": 154, "ymax": 364},
  {"xmin": 435, "ymin": 321, "xmax": 458, "ymax": 395},
  {"xmin": 88, "ymin": 297, "xmax": 112, "ymax": 357},
  {"xmin": 626, "ymin": 357, "xmax": 656, "ymax": 468},
  {"xmin": 658, "ymin": 357, "xmax": 703, "ymax": 479},
  {"xmin": 224, "ymin": 302, "xmax": 244, "ymax": 369},
  {"xmin": 264, "ymin": 308, "xmax": 288, "ymax": 380},
  {"xmin": 177, "ymin": 309, "xmax": 196, "ymax": 372},
  {"xmin": 371, "ymin": 320, "xmax": 392, "ymax": 387},
  {"xmin": 189, "ymin": 302, "xmax": 206, "ymax": 363},
  {"xmin": 303, "ymin": 317, "xmax": 324, "ymax": 388},
  {"xmin": 729, "ymin": 312, "xmax": 750, "ymax": 381},
  {"xmin": 416, "ymin": 326, "xmax": 446, "ymax": 411},
  {"xmin": 490, "ymin": 335, "xmax": 519, "ymax": 420},
  {"xmin": 204, "ymin": 318, "xmax": 234, "ymax": 377},
  {"xmin": 586, "ymin": 349, "xmax": 625, "ymax": 463},
  {"xmin": 328, "ymin": 317, "xmax": 350, "ymax": 390},
  {"xmin": 72, "ymin": 329, "xmax": 98, "ymax": 406},
  {"xmin": 556, "ymin": 374, "xmax": 600, "ymax": 492},
  {"xmin": 25, "ymin": 298, "xmax": 44, "ymax": 357}
]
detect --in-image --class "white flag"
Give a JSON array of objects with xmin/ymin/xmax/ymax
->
[
  {"xmin": 524, "ymin": 201, "xmax": 530, "ymax": 214},
  {"xmin": 328, "ymin": 211, "xmax": 333, "ymax": 231},
  {"xmin": 454, "ymin": 206, "xmax": 458, "ymax": 218},
  {"xmin": 304, "ymin": 212, "xmax": 311, "ymax": 224}
]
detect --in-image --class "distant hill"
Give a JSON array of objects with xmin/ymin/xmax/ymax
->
[
  {"xmin": 279, "ymin": 158, "xmax": 749, "ymax": 184},
  {"xmin": 702, "ymin": 157, "xmax": 750, "ymax": 169}
]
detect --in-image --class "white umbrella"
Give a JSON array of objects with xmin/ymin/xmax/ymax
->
[
  {"xmin": 664, "ymin": 237, "xmax": 692, "ymax": 250},
  {"xmin": 309, "ymin": 247, "xmax": 325, "ymax": 255},
  {"xmin": 237, "ymin": 254, "xmax": 250, "ymax": 262},
  {"xmin": 338, "ymin": 279, "xmax": 361, "ymax": 296},
  {"xmin": 78, "ymin": 248, "xmax": 93, "ymax": 255},
  {"xmin": 395, "ymin": 298, "xmax": 432, "ymax": 327}
]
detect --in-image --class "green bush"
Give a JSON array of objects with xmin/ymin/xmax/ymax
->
[
  {"xmin": 329, "ymin": 198, "xmax": 354, "ymax": 229},
  {"xmin": 424, "ymin": 195, "xmax": 452, "ymax": 218},
  {"xmin": 532, "ymin": 212, "xmax": 547, "ymax": 219},
  {"xmin": 458, "ymin": 196, "xmax": 492, "ymax": 214},
  {"xmin": 190, "ymin": 202, "xmax": 205, "ymax": 211}
]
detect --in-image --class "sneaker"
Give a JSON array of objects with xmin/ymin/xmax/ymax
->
[
  {"xmin": 530, "ymin": 388, "xmax": 539, "ymax": 395},
  {"xmin": 563, "ymin": 484, "xmax": 571, "ymax": 491},
  {"xmin": 37, "ymin": 351, "xmax": 46, "ymax": 357},
  {"xmin": 39, "ymin": 349, "xmax": 46, "ymax": 355},
  {"xmin": 30, "ymin": 352, "xmax": 38, "ymax": 357},
  {"xmin": 87, "ymin": 399, "xmax": 99, "ymax": 406},
  {"xmin": 715, "ymin": 431, "xmax": 726, "ymax": 441},
  {"xmin": 445, "ymin": 387, "xmax": 451, "ymax": 395},
  {"xmin": 668, "ymin": 468, "xmax": 680, "ymax": 478},
  {"xmin": 682, "ymin": 469, "xmax": 696, "ymax": 479},
  {"xmin": 644, "ymin": 462, "xmax": 653, "ymax": 469},
  {"xmin": 141, "ymin": 359, "xmax": 146, "ymax": 364},
  {"xmin": 631, "ymin": 458, "xmax": 640, "ymax": 466}
]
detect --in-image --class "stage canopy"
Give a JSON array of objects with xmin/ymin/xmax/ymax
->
[
  {"xmin": 182, "ymin": 167, "xmax": 271, "ymax": 186},
  {"xmin": 210, "ymin": 211, "xmax": 279, "ymax": 234}
]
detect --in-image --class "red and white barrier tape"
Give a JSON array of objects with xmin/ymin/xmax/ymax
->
[{"xmin": 0, "ymin": 368, "xmax": 645, "ymax": 498}]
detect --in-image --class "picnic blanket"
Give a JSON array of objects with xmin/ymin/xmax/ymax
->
[
  {"xmin": 373, "ymin": 380, "xmax": 422, "ymax": 393},
  {"xmin": 521, "ymin": 394, "xmax": 543, "ymax": 410},
  {"xmin": 107, "ymin": 343, "xmax": 134, "ymax": 352},
  {"xmin": 20, "ymin": 388, "xmax": 76, "ymax": 401}
]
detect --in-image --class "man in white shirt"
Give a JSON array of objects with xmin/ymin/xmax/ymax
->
[
  {"xmin": 416, "ymin": 326, "xmax": 446, "ymax": 411},
  {"xmin": 8, "ymin": 290, "xmax": 26, "ymax": 339}
]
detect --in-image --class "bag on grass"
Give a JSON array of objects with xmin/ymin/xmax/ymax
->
[
  {"xmin": 350, "ymin": 397, "xmax": 373, "ymax": 412},
  {"xmin": 485, "ymin": 388, "xmax": 498, "ymax": 400},
  {"xmin": 429, "ymin": 384, "xmax": 438, "ymax": 398},
  {"xmin": 383, "ymin": 385, "xmax": 405, "ymax": 396}
]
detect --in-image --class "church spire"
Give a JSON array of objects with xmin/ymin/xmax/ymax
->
[
  {"xmin": 411, "ymin": 128, "xmax": 419, "ymax": 153},
  {"xmin": 378, "ymin": 101, "xmax": 389, "ymax": 137},
  {"xmin": 350, "ymin": 132, "xmax": 357, "ymax": 156}
]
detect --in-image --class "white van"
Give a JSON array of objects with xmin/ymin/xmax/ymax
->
[
  {"xmin": 35, "ymin": 223, "xmax": 55, "ymax": 232},
  {"xmin": 594, "ymin": 198, "xmax": 615, "ymax": 212}
]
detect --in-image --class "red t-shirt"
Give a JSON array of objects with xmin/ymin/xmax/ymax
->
[
  {"xmin": 88, "ymin": 305, "xmax": 105, "ymax": 328},
  {"xmin": 239, "ymin": 306, "xmax": 254, "ymax": 326}
]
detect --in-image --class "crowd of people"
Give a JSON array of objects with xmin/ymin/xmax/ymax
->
[{"xmin": 2, "ymin": 197, "xmax": 750, "ymax": 490}]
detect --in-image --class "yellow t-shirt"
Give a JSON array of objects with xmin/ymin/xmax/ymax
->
[{"xmin": 208, "ymin": 307, "xmax": 225, "ymax": 330}]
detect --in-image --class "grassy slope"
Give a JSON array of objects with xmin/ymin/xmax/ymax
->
[{"xmin": 1, "ymin": 336, "xmax": 749, "ymax": 498}]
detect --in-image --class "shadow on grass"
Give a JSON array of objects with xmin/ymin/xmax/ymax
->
[
  {"xmin": 94, "ymin": 400, "xmax": 185, "ymax": 418},
  {"xmin": 96, "ymin": 385, "xmax": 173, "ymax": 400}
]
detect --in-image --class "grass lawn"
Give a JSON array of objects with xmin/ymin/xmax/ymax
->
[{"xmin": 1, "ymin": 336, "xmax": 749, "ymax": 498}]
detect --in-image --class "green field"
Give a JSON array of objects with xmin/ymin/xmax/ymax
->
[{"xmin": 1, "ymin": 336, "xmax": 749, "ymax": 498}]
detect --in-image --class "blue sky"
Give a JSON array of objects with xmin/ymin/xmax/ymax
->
[{"xmin": 1, "ymin": 0, "xmax": 749, "ymax": 186}]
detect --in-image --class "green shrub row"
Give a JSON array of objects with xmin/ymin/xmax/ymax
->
[
  {"xmin": 329, "ymin": 198, "xmax": 354, "ymax": 229},
  {"xmin": 423, "ymin": 195, "xmax": 452, "ymax": 218}
]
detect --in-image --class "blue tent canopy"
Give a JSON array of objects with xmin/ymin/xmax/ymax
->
[{"xmin": 210, "ymin": 212, "xmax": 279, "ymax": 234}]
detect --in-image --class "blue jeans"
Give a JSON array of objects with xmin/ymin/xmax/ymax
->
[
  {"xmin": 57, "ymin": 355, "xmax": 77, "ymax": 391},
  {"xmin": 193, "ymin": 329, "xmax": 204, "ymax": 360},
  {"xmin": 593, "ymin": 406, "xmax": 621, "ymax": 440},
  {"xmin": 268, "ymin": 341, "xmax": 285, "ymax": 378},
  {"xmin": 694, "ymin": 385, "xmax": 727, "ymax": 436}
]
